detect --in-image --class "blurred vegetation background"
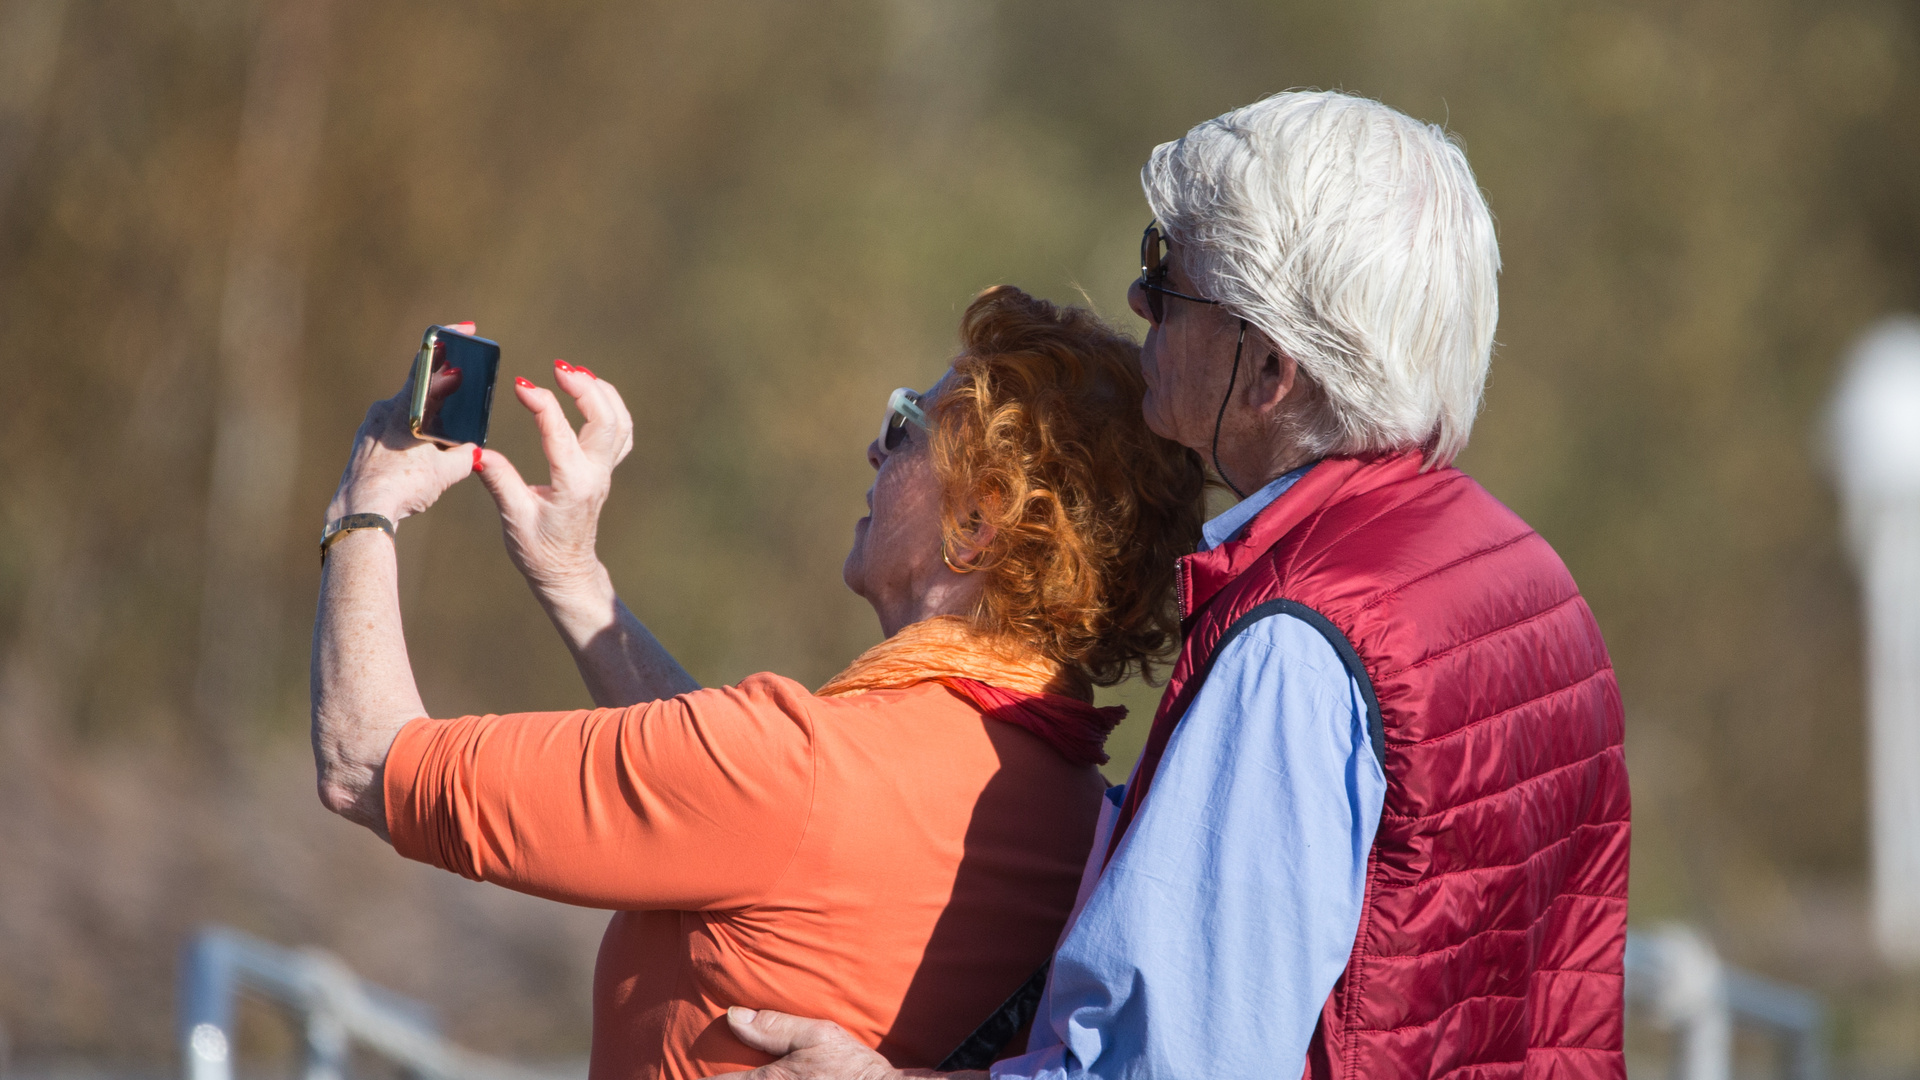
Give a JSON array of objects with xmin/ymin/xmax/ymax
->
[{"xmin": 3, "ymin": 0, "xmax": 1919, "ymax": 1073}]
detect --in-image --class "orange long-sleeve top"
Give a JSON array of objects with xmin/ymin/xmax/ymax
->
[{"xmin": 383, "ymin": 672, "xmax": 1107, "ymax": 1080}]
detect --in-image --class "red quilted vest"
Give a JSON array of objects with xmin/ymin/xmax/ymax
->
[{"xmin": 1112, "ymin": 451, "xmax": 1629, "ymax": 1080}]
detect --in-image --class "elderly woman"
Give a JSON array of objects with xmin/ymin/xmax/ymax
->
[{"xmin": 310, "ymin": 286, "xmax": 1206, "ymax": 1079}]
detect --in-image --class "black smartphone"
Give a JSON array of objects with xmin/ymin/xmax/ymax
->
[{"xmin": 408, "ymin": 325, "xmax": 501, "ymax": 447}]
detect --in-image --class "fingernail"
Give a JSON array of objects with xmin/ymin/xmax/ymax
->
[
  {"xmin": 472, "ymin": 447, "xmax": 485, "ymax": 472},
  {"xmin": 577, "ymin": 366, "xmax": 597, "ymax": 379},
  {"xmin": 554, "ymin": 359, "xmax": 573, "ymax": 372},
  {"xmin": 728, "ymin": 1007, "xmax": 757, "ymax": 1024},
  {"xmin": 514, "ymin": 376, "xmax": 534, "ymax": 388}
]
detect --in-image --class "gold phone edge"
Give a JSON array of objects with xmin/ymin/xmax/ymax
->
[{"xmin": 408, "ymin": 327, "xmax": 438, "ymax": 441}]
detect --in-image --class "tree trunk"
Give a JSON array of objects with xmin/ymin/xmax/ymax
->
[{"xmin": 194, "ymin": 0, "xmax": 334, "ymax": 764}]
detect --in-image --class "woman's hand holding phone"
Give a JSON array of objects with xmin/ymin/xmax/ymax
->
[{"xmin": 326, "ymin": 321, "xmax": 483, "ymax": 528}]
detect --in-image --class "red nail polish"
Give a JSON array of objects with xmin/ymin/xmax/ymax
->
[
  {"xmin": 554, "ymin": 359, "xmax": 572, "ymax": 372},
  {"xmin": 515, "ymin": 376, "xmax": 534, "ymax": 388},
  {"xmin": 472, "ymin": 446, "xmax": 485, "ymax": 472},
  {"xmin": 577, "ymin": 366, "xmax": 597, "ymax": 379}
]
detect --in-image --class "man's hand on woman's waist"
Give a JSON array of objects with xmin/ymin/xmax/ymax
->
[{"xmin": 704, "ymin": 1008, "xmax": 986, "ymax": 1080}]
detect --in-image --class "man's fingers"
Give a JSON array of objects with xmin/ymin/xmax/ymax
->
[
  {"xmin": 702, "ymin": 1010, "xmax": 889, "ymax": 1080},
  {"xmin": 512, "ymin": 376, "xmax": 590, "ymax": 479},
  {"xmin": 725, "ymin": 1008, "xmax": 844, "ymax": 1057}
]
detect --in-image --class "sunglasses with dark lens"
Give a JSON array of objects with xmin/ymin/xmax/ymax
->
[
  {"xmin": 1138, "ymin": 219, "xmax": 1222, "ymax": 324},
  {"xmin": 879, "ymin": 386, "xmax": 930, "ymax": 456}
]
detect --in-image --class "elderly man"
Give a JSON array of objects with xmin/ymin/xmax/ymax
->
[{"xmin": 720, "ymin": 91, "xmax": 1629, "ymax": 1080}]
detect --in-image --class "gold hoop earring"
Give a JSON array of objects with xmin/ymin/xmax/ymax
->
[{"xmin": 941, "ymin": 547, "xmax": 978, "ymax": 574}]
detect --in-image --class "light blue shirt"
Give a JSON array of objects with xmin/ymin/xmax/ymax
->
[{"xmin": 990, "ymin": 468, "xmax": 1389, "ymax": 1080}]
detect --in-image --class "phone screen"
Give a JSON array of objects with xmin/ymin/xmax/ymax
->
[{"xmin": 415, "ymin": 327, "xmax": 501, "ymax": 446}]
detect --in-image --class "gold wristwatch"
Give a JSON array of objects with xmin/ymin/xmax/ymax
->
[{"xmin": 319, "ymin": 513, "xmax": 397, "ymax": 563}]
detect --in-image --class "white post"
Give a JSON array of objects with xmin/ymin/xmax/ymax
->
[
  {"xmin": 1634, "ymin": 925, "xmax": 1733, "ymax": 1080},
  {"xmin": 304, "ymin": 1009, "xmax": 348, "ymax": 1080},
  {"xmin": 1828, "ymin": 316, "xmax": 1920, "ymax": 964},
  {"xmin": 185, "ymin": 1022, "xmax": 232, "ymax": 1080}
]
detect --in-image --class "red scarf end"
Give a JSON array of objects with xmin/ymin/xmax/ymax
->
[{"xmin": 942, "ymin": 677, "xmax": 1125, "ymax": 768}]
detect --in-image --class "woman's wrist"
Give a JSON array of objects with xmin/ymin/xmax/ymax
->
[
  {"xmin": 326, "ymin": 485, "xmax": 403, "ymax": 525},
  {"xmin": 533, "ymin": 560, "xmax": 621, "ymax": 645}
]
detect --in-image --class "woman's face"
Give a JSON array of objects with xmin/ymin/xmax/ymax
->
[{"xmin": 844, "ymin": 370, "xmax": 982, "ymax": 636}]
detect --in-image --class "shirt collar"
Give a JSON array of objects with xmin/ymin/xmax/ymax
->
[{"xmin": 1200, "ymin": 463, "xmax": 1318, "ymax": 552}]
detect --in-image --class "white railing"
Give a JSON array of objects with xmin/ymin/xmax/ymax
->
[
  {"xmin": 181, "ymin": 923, "xmax": 1815, "ymax": 1080},
  {"xmin": 178, "ymin": 926, "xmax": 579, "ymax": 1080},
  {"xmin": 1625, "ymin": 925, "xmax": 1824, "ymax": 1080}
]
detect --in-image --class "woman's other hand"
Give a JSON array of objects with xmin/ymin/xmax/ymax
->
[
  {"xmin": 325, "ymin": 321, "xmax": 483, "ymax": 524},
  {"xmin": 474, "ymin": 360, "xmax": 692, "ymax": 710},
  {"xmin": 472, "ymin": 358, "xmax": 634, "ymax": 595}
]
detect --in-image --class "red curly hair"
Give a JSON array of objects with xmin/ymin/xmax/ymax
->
[{"xmin": 929, "ymin": 286, "xmax": 1208, "ymax": 687}]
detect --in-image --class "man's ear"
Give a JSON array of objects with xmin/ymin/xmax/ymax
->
[{"xmin": 1244, "ymin": 328, "xmax": 1299, "ymax": 415}]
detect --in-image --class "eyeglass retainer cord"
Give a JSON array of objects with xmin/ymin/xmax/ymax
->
[{"xmin": 1210, "ymin": 318, "xmax": 1249, "ymax": 500}]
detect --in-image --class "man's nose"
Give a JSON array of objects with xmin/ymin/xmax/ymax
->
[
  {"xmin": 1126, "ymin": 278, "xmax": 1154, "ymax": 324},
  {"xmin": 866, "ymin": 438, "xmax": 884, "ymax": 470}
]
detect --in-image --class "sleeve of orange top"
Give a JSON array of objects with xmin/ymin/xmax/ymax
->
[{"xmin": 382, "ymin": 671, "xmax": 818, "ymax": 911}]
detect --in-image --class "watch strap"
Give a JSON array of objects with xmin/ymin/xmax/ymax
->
[{"xmin": 320, "ymin": 513, "xmax": 397, "ymax": 562}]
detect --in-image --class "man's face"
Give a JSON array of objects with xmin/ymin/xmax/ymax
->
[{"xmin": 1127, "ymin": 239, "xmax": 1240, "ymax": 453}]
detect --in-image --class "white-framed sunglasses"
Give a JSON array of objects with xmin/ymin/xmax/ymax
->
[{"xmin": 878, "ymin": 386, "xmax": 930, "ymax": 456}]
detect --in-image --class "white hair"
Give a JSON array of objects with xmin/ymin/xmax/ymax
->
[{"xmin": 1142, "ymin": 90, "xmax": 1500, "ymax": 466}]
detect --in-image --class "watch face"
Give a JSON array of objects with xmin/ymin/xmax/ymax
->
[{"xmin": 415, "ymin": 327, "xmax": 501, "ymax": 446}]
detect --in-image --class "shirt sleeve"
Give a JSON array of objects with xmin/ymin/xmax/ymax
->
[
  {"xmin": 992, "ymin": 614, "xmax": 1388, "ymax": 1079},
  {"xmin": 383, "ymin": 671, "xmax": 818, "ymax": 911}
]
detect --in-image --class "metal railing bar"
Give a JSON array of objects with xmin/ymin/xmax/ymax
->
[{"xmin": 179, "ymin": 926, "xmax": 576, "ymax": 1080}]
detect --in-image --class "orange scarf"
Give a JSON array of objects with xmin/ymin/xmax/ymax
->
[{"xmin": 818, "ymin": 616, "xmax": 1125, "ymax": 767}]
